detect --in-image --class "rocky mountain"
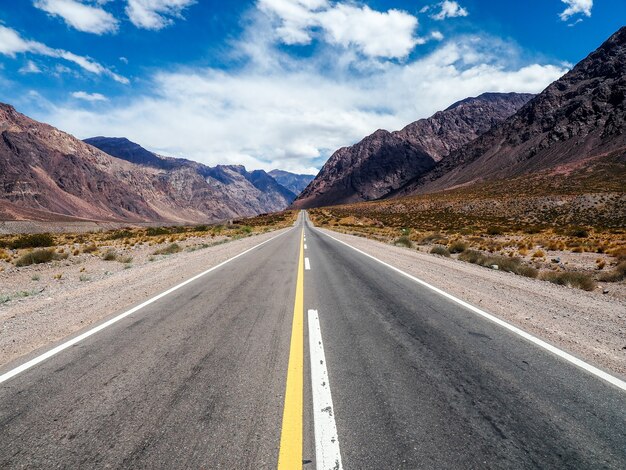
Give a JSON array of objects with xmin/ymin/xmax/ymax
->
[
  {"xmin": 395, "ymin": 26, "xmax": 626, "ymax": 196},
  {"xmin": 268, "ymin": 170, "xmax": 315, "ymax": 195},
  {"xmin": 85, "ymin": 137, "xmax": 296, "ymax": 212},
  {"xmin": 291, "ymin": 92, "xmax": 534, "ymax": 209},
  {"xmin": 0, "ymin": 105, "xmax": 294, "ymax": 223}
]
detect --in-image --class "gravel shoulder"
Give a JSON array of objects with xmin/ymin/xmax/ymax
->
[
  {"xmin": 320, "ymin": 228, "xmax": 626, "ymax": 379},
  {"xmin": 0, "ymin": 227, "xmax": 291, "ymax": 368}
]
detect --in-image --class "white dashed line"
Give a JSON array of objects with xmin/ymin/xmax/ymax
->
[
  {"xmin": 308, "ymin": 309, "xmax": 343, "ymax": 470},
  {"xmin": 305, "ymin": 258, "xmax": 311, "ymax": 270},
  {"xmin": 304, "ymin": 244, "xmax": 308, "ymax": 250}
]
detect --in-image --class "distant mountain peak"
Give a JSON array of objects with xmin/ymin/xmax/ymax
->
[{"xmin": 291, "ymin": 92, "xmax": 534, "ymax": 209}]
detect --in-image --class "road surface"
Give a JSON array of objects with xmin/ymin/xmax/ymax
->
[{"xmin": 1, "ymin": 211, "xmax": 625, "ymax": 469}]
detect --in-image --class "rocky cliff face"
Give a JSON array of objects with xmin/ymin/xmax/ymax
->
[
  {"xmin": 398, "ymin": 27, "xmax": 626, "ymax": 195},
  {"xmin": 0, "ymin": 106, "xmax": 294, "ymax": 223},
  {"xmin": 291, "ymin": 92, "xmax": 534, "ymax": 209}
]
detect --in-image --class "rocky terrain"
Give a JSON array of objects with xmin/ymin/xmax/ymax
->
[
  {"xmin": 396, "ymin": 26, "xmax": 626, "ymax": 196},
  {"xmin": 0, "ymin": 109, "xmax": 296, "ymax": 224},
  {"xmin": 268, "ymin": 169, "xmax": 314, "ymax": 195},
  {"xmin": 292, "ymin": 92, "xmax": 534, "ymax": 209}
]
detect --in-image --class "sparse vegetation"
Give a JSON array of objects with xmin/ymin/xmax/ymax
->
[
  {"xmin": 8, "ymin": 233, "xmax": 55, "ymax": 249},
  {"xmin": 394, "ymin": 236, "xmax": 413, "ymax": 248},
  {"xmin": 430, "ymin": 245, "xmax": 451, "ymax": 257},
  {"xmin": 540, "ymin": 272, "xmax": 597, "ymax": 291},
  {"xmin": 448, "ymin": 241, "xmax": 468, "ymax": 254},
  {"xmin": 153, "ymin": 243, "xmax": 181, "ymax": 255},
  {"xmin": 15, "ymin": 249, "xmax": 56, "ymax": 267},
  {"xmin": 102, "ymin": 249, "xmax": 118, "ymax": 261}
]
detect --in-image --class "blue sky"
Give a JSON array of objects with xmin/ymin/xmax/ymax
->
[{"xmin": 0, "ymin": 1, "xmax": 624, "ymax": 173}]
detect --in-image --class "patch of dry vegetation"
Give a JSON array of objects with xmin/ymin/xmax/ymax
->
[
  {"xmin": 0, "ymin": 211, "xmax": 297, "ymax": 270},
  {"xmin": 309, "ymin": 183, "xmax": 625, "ymax": 292}
]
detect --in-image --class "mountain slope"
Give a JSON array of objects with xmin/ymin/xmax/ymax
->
[
  {"xmin": 397, "ymin": 26, "xmax": 626, "ymax": 196},
  {"xmin": 86, "ymin": 137, "xmax": 296, "ymax": 214},
  {"xmin": 0, "ymin": 106, "xmax": 293, "ymax": 223},
  {"xmin": 291, "ymin": 92, "xmax": 534, "ymax": 209},
  {"xmin": 268, "ymin": 170, "xmax": 315, "ymax": 195}
]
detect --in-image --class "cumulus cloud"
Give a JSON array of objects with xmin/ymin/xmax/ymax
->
[
  {"xmin": 41, "ymin": 32, "xmax": 566, "ymax": 174},
  {"xmin": 125, "ymin": 0, "xmax": 197, "ymax": 30},
  {"xmin": 33, "ymin": 0, "xmax": 119, "ymax": 34},
  {"xmin": 71, "ymin": 91, "xmax": 108, "ymax": 101},
  {"xmin": 0, "ymin": 25, "xmax": 128, "ymax": 83},
  {"xmin": 259, "ymin": 0, "xmax": 420, "ymax": 59},
  {"xmin": 431, "ymin": 1, "xmax": 468, "ymax": 20},
  {"xmin": 559, "ymin": 0, "xmax": 593, "ymax": 21}
]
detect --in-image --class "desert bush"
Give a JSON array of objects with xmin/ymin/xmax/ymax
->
[
  {"xmin": 10, "ymin": 233, "xmax": 55, "ymax": 249},
  {"xmin": 153, "ymin": 243, "xmax": 181, "ymax": 255},
  {"xmin": 532, "ymin": 250, "xmax": 546, "ymax": 258},
  {"xmin": 102, "ymin": 249, "xmax": 117, "ymax": 261},
  {"xmin": 241, "ymin": 226, "xmax": 253, "ymax": 234},
  {"xmin": 448, "ymin": 241, "xmax": 467, "ymax": 253},
  {"xmin": 598, "ymin": 261, "xmax": 626, "ymax": 282},
  {"xmin": 540, "ymin": 271, "xmax": 597, "ymax": 291},
  {"xmin": 569, "ymin": 227, "xmax": 589, "ymax": 238},
  {"xmin": 118, "ymin": 256, "xmax": 133, "ymax": 264},
  {"xmin": 82, "ymin": 243, "xmax": 98, "ymax": 253},
  {"xmin": 458, "ymin": 250, "xmax": 538, "ymax": 278},
  {"xmin": 419, "ymin": 233, "xmax": 446, "ymax": 245},
  {"xmin": 486, "ymin": 226, "xmax": 503, "ymax": 236},
  {"xmin": 459, "ymin": 250, "xmax": 485, "ymax": 264},
  {"xmin": 107, "ymin": 230, "xmax": 133, "ymax": 240},
  {"xmin": 394, "ymin": 236, "xmax": 413, "ymax": 248},
  {"xmin": 146, "ymin": 227, "xmax": 170, "ymax": 237},
  {"xmin": 430, "ymin": 245, "xmax": 451, "ymax": 257},
  {"xmin": 15, "ymin": 248, "xmax": 56, "ymax": 267},
  {"xmin": 194, "ymin": 225, "xmax": 209, "ymax": 232}
]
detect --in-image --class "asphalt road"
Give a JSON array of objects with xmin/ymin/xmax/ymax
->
[{"xmin": 1, "ymin": 211, "xmax": 625, "ymax": 469}]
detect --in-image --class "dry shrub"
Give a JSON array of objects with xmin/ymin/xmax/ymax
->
[
  {"xmin": 430, "ymin": 245, "xmax": 451, "ymax": 257},
  {"xmin": 598, "ymin": 262, "xmax": 626, "ymax": 282},
  {"xmin": 448, "ymin": 241, "xmax": 468, "ymax": 253},
  {"xmin": 102, "ymin": 249, "xmax": 117, "ymax": 261},
  {"xmin": 394, "ymin": 236, "xmax": 413, "ymax": 248},
  {"xmin": 540, "ymin": 271, "xmax": 597, "ymax": 291},
  {"xmin": 82, "ymin": 243, "xmax": 98, "ymax": 254},
  {"xmin": 15, "ymin": 249, "xmax": 56, "ymax": 267},
  {"xmin": 9, "ymin": 233, "xmax": 55, "ymax": 249},
  {"xmin": 153, "ymin": 243, "xmax": 181, "ymax": 255},
  {"xmin": 459, "ymin": 250, "xmax": 538, "ymax": 278}
]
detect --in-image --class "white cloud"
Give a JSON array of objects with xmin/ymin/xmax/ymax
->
[
  {"xmin": 125, "ymin": 0, "xmax": 196, "ymax": 30},
  {"xmin": 559, "ymin": 0, "xmax": 593, "ymax": 21},
  {"xmin": 40, "ymin": 33, "xmax": 566, "ymax": 174},
  {"xmin": 431, "ymin": 1, "xmax": 468, "ymax": 20},
  {"xmin": 19, "ymin": 60, "xmax": 42, "ymax": 74},
  {"xmin": 33, "ymin": 0, "xmax": 119, "ymax": 34},
  {"xmin": 71, "ymin": 91, "xmax": 108, "ymax": 101},
  {"xmin": 0, "ymin": 25, "xmax": 128, "ymax": 83},
  {"xmin": 260, "ymin": 0, "xmax": 420, "ymax": 59}
]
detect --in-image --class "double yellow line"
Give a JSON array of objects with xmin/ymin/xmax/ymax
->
[{"xmin": 277, "ymin": 228, "xmax": 305, "ymax": 469}]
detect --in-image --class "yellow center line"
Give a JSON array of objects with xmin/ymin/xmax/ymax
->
[{"xmin": 278, "ymin": 227, "xmax": 305, "ymax": 469}]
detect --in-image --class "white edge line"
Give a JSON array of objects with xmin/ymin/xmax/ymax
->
[
  {"xmin": 308, "ymin": 309, "xmax": 343, "ymax": 470},
  {"xmin": 0, "ymin": 227, "xmax": 294, "ymax": 385},
  {"xmin": 316, "ymin": 228, "xmax": 626, "ymax": 393},
  {"xmin": 305, "ymin": 257, "xmax": 311, "ymax": 270}
]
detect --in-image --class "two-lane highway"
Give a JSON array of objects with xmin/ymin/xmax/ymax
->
[{"xmin": 1, "ymin": 211, "xmax": 625, "ymax": 468}]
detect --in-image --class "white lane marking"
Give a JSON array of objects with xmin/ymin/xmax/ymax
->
[
  {"xmin": 308, "ymin": 309, "xmax": 343, "ymax": 470},
  {"xmin": 304, "ymin": 244, "xmax": 308, "ymax": 250},
  {"xmin": 317, "ymin": 229, "xmax": 626, "ymax": 393},
  {"xmin": 0, "ymin": 228, "xmax": 294, "ymax": 385},
  {"xmin": 305, "ymin": 258, "xmax": 311, "ymax": 270}
]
